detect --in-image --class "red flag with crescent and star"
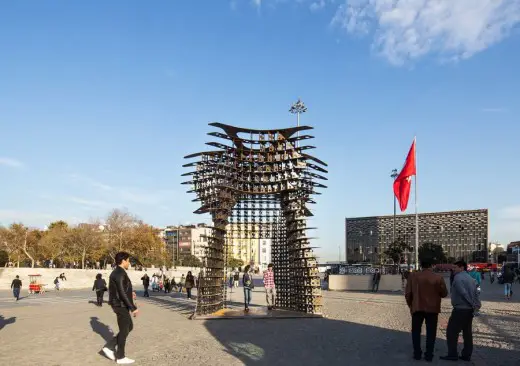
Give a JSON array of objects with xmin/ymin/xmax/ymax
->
[{"xmin": 393, "ymin": 139, "xmax": 416, "ymax": 212}]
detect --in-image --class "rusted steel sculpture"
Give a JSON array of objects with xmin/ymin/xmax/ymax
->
[{"xmin": 182, "ymin": 122, "xmax": 327, "ymax": 316}]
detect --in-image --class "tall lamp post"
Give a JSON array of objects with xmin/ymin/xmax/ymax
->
[
  {"xmin": 390, "ymin": 169, "xmax": 398, "ymax": 244},
  {"xmin": 289, "ymin": 98, "xmax": 307, "ymax": 146}
]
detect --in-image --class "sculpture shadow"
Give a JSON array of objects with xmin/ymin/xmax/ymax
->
[
  {"xmin": 142, "ymin": 294, "xmax": 197, "ymax": 318},
  {"xmin": 203, "ymin": 316, "xmax": 520, "ymax": 366},
  {"xmin": 0, "ymin": 315, "xmax": 16, "ymax": 331},
  {"xmin": 90, "ymin": 316, "xmax": 113, "ymax": 343}
]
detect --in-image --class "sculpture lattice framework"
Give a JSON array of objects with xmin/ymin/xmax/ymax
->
[{"xmin": 182, "ymin": 122, "xmax": 328, "ymax": 316}]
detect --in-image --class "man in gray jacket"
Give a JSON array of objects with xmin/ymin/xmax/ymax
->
[{"xmin": 440, "ymin": 260, "xmax": 481, "ymax": 362}]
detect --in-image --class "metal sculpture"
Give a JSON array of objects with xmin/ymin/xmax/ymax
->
[{"xmin": 182, "ymin": 120, "xmax": 327, "ymax": 316}]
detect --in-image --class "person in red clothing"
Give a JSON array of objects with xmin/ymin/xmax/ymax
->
[{"xmin": 263, "ymin": 263, "xmax": 276, "ymax": 311}]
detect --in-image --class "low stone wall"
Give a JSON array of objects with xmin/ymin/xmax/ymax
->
[
  {"xmin": 0, "ymin": 267, "xmax": 200, "ymax": 291},
  {"xmin": 328, "ymin": 274, "xmax": 402, "ymax": 292}
]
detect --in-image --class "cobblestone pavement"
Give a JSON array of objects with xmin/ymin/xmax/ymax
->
[{"xmin": 0, "ymin": 278, "xmax": 518, "ymax": 366}]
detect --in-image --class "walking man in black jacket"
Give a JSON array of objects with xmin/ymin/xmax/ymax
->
[
  {"xmin": 102, "ymin": 252, "xmax": 138, "ymax": 364},
  {"xmin": 11, "ymin": 275, "xmax": 22, "ymax": 301}
]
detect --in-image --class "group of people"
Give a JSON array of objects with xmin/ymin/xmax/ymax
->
[
  {"xmin": 405, "ymin": 260, "xmax": 481, "ymax": 362},
  {"xmin": 140, "ymin": 272, "xmax": 195, "ymax": 299},
  {"xmin": 242, "ymin": 263, "xmax": 276, "ymax": 312}
]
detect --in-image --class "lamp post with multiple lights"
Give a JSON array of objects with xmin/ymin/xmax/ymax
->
[{"xmin": 289, "ymin": 98, "xmax": 307, "ymax": 146}]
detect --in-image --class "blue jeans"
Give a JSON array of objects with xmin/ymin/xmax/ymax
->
[
  {"xmin": 244, "ymin": 288, "xmax": 251, "ymax": 309},
  {"xmin": 505, "ymin": 283, "xmax": 512, "ymax": 296},
  {"xmin": 13, "ymin": 288, "xmax": 20, "ymax": 300}
]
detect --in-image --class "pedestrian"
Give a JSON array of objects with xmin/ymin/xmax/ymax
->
[
  {"xmin": 263, "ymin": 263, "xmax": 276, "ymax": 311},
  {"xmin": 102, "ymin": 252, "xmax": 138, "ymax": 365},
  {"xmin": 164, "ymin": 277, "xmax": 170, "ymax": 293},
  {"xmin": 185, "ymin": 271, "xmax": 195, "ymax": 299},
  {"xmin": 178, "ymin": 274, "xmax": 185, "ymax": 293},
  {"xmin": 503, "ymin": 266, "xmax": 514, "ymax": 300},
  {"xmin": 140, "ymin": 273, "xmax": 150, "ymax": 297},
  {"xmin": 233, "ymin": 271, "xmax": 240, "ymax": 288},
  {"xmin": 405, "ymin": 259, "xmax": 448, "ymax": 361},
  {"xmin": 440, "ymin": 260, "xmax": 481, "ymax": 362},
  {"xmin": 372, "ymin": 269, "xmax": 381, "ymax": 292},
  {"xmin": 11, "ymin": 275, "xmax": 22, "ymax": 301},
  {"xmin": 243, "ymin": 265, "xmax": 254, "ymax": 312},
  {"xmin": 54, "ymin": 277, "xmax": 60, "ymax": 291},
  {"xmin": 92, "ymin": 273, "xmax": 108, "ymax": 306},
  {"xmin": 490, "ymin": 270, "xmax": 495, "ymax": 284}
]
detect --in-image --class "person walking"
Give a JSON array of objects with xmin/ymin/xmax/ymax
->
[
  {"xmin": 233, "ymin": 272, "xmax": 240, "ymax": 288},
  {"xmin": 405, "ymin": 260, "xmax": 448, "ymax": 362},
  {"xmin": 102, "ymin": 252, "xmax": 138, "ymax": 365},
  {"xmin": 178, "ymin": 274, "xmax": 185, "ymax": 293},
  {"xmin": 372, "ymin": 269, "xmax": 381, "ymax": 292},
  {"xmin": 92, "ymin": 273, "xmax": 108, "ymax": 307},
  {"xmin": 243, "ymin": 265, "xmax": 254, "ymax": 312},
  {"xmin": 140, "ymin": 273, "xmax": 150, "ymax": 297},
  {"xmin": 185, "ymin": 271, "xmax": 195, "ymax": 299},
  {"xmin": 440, "ymin": 260, "xmax": 481, "ymax": 362},
  {"xmin": 11, "ymin": 275, "xmax": 22, "ymax": 301},
  {"xmin": 503, "ymin": 266, "xmax": 514, "ymax": 300},
  {"xmin": 263, "ymin": 263, "xmax": 276, "ymax": 311}
]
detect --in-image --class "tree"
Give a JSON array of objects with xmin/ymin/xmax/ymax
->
[
  {"xmin": 39, "ymin": 221, "xmax": 69, "ymax": 265},
  {"xmin": 68, "ymin": 223, "xmax": 103, "ymax": 269},
  {"xmin": 126, "ymin": 223, "xmax": 166, "ymax": 266},
  {"xmin": 384, "ymin": 238, "xmax": 411, "ymax": 264},
  {"xmin": 418, "ymin": 242, "xmax": 447, "ymax": 264},
  {"xmin": 104, "ymin": 209, "xmax": 138, "ymax": 260},
  {"xmin": 0, "ymin": 226, "xmax": 20, "ymax": 267},
  {"xmin": 180, "ymin": 255, "xmax": 202, "ymax": 268},
  {"xmin": 227, "ymin": 257, "xmax": 244, "ymax": 270},
  {"xmin": 6, "ymin": 224, "xmax": 40, "ymax": 268}
]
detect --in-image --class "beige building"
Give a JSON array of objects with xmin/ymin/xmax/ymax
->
[{"xmin": 225, "ymin": 223, "xmax": 272, "ymax": 271}]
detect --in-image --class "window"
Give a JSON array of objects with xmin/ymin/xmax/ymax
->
[{"xmin": 262, "ymin": 248, "xmax": 266, "ymax": 253}]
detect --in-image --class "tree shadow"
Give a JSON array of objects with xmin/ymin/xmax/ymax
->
[
  {"xmin": 204, "ymin": 317, "xmax": 520, "ymax": 365},
  {"xmin": 89, "ymin": 316, "xmax": 113, "ymax": 342},
  {"xmin": 0, "ymin": 315, "xmax": 16, "ymax": 331}
]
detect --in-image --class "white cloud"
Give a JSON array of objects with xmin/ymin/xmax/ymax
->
[
  {"xmin": 499, "ymin": 205, "xmax": 520, "ymax": 221},
  {"xmin": 252, "ymin": 0, "xmax": 262, "ymax": 8},
  {"xmin": 68, "ymin": 174, "xmax": 113, "ymax": 191},
  {"xmin": 482, "ymin": 107, "xmax": 508, "ymax": 113},
  {"xmin": 66, "ymin": 196, "xmax": 108, "ymax": 208},
  {"xmin": 332, "ymin": 0, "xmax": 520, "ymax": 65},
  {"xmin": 0, "ymin": 157, "xmax": 24, "ymax": 168},
  {"xmin": 310, "ymin": 0, "xmax": 326, "ymax": 11},
  {"xmin": 0, "ymin": 210, "xmax": 54, "ymax": 226}
]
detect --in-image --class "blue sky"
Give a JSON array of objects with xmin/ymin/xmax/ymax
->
[{"xmin": 1, "ymin": 0, "xmax": 519, "ymax": 261}]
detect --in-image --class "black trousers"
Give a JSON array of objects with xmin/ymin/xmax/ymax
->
[
  {"xmin": 411, "ymin": 312, "xmax": 438, "ymax": 359},
  {"xmin": 144, "ymin": 285, "xmax": 149, "ymax": 297},
  {"xmin": 105, "ymin": 307, "xmax": 133, "ymax": 359},
  {"xmin": 186, "ymin": 288, "xmax": 192, "ymax": 299},
  {"xmin": 446, "ymin": 309, "xmax": 473, "ymax": 358},
  {"xmin": 96, "ymin": 290, "xmax": 104, "ymax": 306}
]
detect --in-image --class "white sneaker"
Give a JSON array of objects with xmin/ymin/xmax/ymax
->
[
  {"xmin": 116, "ymin": 357, "xmax": 135, "ymax": 364},
  {"xmin": 102, "ymin": 347, "xmax": 115, "ymax": 361}
]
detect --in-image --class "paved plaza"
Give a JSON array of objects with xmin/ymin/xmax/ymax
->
[{"xmin": 0, "ymin": 277, "xmax": 519, "ymax": 366}]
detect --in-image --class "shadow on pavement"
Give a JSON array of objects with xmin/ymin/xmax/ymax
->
[
  {"xmin": 90, "ymin": 316, "xmax": 114, "ymax": 342},
  {"xmin": 142, "ymin": 294, "xmax": 197, "ymax": 318},
  {"xmin": 204, "ymin": 317, "xmax": 520, "ymax": 366},
  {"xmin": 0, "ymin": 315, "xmax": 16, "ymax": 331}
]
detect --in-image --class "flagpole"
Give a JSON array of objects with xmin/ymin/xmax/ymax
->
[{"xmin": 414, "ymin": 136, "xmax": 419, "ymax": 269}]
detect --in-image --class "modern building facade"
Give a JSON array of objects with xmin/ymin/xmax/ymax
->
[
  {"xmin": 161, "ymin": 223, "xmax": 212, "ymax": 263},
  {"xmin": 346, "ymin": 209, "xmax": 488, "ymax": 264},
  {"xmin": 225, "ymin": 223, "xmax": 272, "ymax": 271}
]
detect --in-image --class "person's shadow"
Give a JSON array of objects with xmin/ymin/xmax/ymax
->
[
  {"xmin": 0, "ymin": 315, "xmax": 16, "ymax": 331},
  {"xmin": 90, "ymin": 316, "xmax": 113, "ymax": 343}
]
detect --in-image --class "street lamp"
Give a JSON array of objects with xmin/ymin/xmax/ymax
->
[
  {"xmin": 289, "ymin": 98, "xmax": 307, "ymax": 146},
  {"xmin": 390, "ymin": 169, "xmax": 398, "ymax": 245}
]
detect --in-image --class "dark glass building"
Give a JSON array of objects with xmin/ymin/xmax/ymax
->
[{"xmin": 345, "ymin": 209, "xmax": 488, "ymax": 264}]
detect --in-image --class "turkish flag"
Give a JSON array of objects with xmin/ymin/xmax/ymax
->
[{"xmin": 393, "ymin": 139, "xmax": 416, "ymax": 212}]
